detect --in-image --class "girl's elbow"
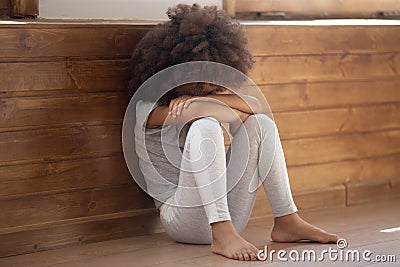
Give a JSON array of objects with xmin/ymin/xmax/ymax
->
[{"xmin": 247, "ymin": 97, "xmax": 262, "ymax": 114}]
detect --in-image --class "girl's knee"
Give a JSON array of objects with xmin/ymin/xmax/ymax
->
[
  {"xmin": 246, "ymin": 113, "xmax": 277, "ymax": 132},
  {"xmin": 188, "ymin": 117, "xmax": 223, "ymax": 137}
]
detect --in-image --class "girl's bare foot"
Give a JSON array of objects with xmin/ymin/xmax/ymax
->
[
  {"xmin": 271, "ymin": 212, "xmax": 339, "ymax": 243},
  {"xmin": 211, "ymin": 221, "xmax": 259, "ymax": 261}
]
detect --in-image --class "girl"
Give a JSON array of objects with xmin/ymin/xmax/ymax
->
[{"xmin": 129, "ymin": 4, "xmax": 339, "ymax": 261}]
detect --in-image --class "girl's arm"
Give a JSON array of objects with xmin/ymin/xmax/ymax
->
[
  {"xmin": 167, "ymin": 93, "xmax": 261, "ymax": 118},
  {"xmin": 146, "ymin": 98, "xmax": 250, "ymax": 129},
  {"xmin": 204, "ymin": 94, "xmax": 262, "ymax": 114}
]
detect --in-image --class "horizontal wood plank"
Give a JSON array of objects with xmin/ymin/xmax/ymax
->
[
  {"xmin": 246, "ymin": 26, "xmax": 400, "ymax": 56},
  {"xmin": 0, "ymin": 210, "xmax": 162, "ymax": 257},
  {"xmin": 283, "ymin": 130, "xmax": 400, "ymax": 166},
  {"xmin": 251, "ymin": 185, "xmax": 346, "ymax": 218},
  {"xmin": 0, "ymin": 93, "xmax": 128, "ymax": 130},
  {"xmin": 2, "ymin": 129, "xmax": 399, "ymax": 199},
  {"xmin": 275, "ymin": 103, "xmax": 400, "ymax": 140},
  {"xmin": 3, "ymin": 94, "xmax": 399, "ymax": 139},
  {"xmin": 5, "ymin": 77, "xmax": 400, "ymax": 108},
  {"xmin": 293, "ymin": 185, "xmax": 346, "ymax": 211},
  {"xmin": 0, "ymin": 155, "xmax": 132, "ymax": 198},
  {"xmin": 2, "ymin": 124, "xmax": 399, "ymax": 170},
  {"xmin": 3, "ymin": 53, "xmax": 400, "ymax": 94},
  {"xmin": 288, "ymin": 154, "xmax": 400, "ymax": 191},
  {"xmin": 250, "ymin": 53, "xmax": 400, "ymax": 84},
  {"xmin": 0, "ymin": 124, "xmax": 122, "ymax": 165},
  {"xmin": 0, "ymin": 59, "xmax": 129, "ymax": 92},
  {"xmin": 2, "ymin": 24, "xmax": 400, "ymax": 58},
  {"xmin": 260, "ymin": 78, "xmax": 400, "ymax": 112},
  {"xmin": 0, "ymin": 185, "xmax": 153, "ymax": 229},
  {"xmin": 0, "ymin": 26, "xmax": 150, "ymax": 58}
]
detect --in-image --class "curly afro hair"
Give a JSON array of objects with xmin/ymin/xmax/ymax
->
[{"xmin": 128, "ymin": 3, "xmax": 254, "ymax": 104}]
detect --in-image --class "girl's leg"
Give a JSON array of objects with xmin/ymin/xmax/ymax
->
[
  {"xmin": 225, "ymin": 114, "xmax": 338, "ymax": 243},
  {"xmin": 225, "ymin": 113, "xmax": 297, "ymax": 232},
  {"xmin": 159, "ymin": 117, "xmax": 258, "ymax": 260}
]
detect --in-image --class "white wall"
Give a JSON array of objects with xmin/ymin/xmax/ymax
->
[{"xmin": 40, "ymin": 0, "xmax": 222, "ymax": 20}]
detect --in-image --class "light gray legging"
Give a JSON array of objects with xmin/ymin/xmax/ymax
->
[{"xmin": 159, "ymin": 114, "xmax": 298, "ymax": 244}]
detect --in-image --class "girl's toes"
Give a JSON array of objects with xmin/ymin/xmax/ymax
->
[
  {"xmin": 243, "ymin": 253, "xmax": 250, "ymax": 261},
  {"xmin": 238, "ymin": 253, "xmax": 244, "ymax": 261}
]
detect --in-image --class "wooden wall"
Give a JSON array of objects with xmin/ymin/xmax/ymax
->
[
  {"xmin": 247, "ymin": 25, "xmax": 400, "ymax": 217},
  {"xmin": 0, "ymin": 22, "xmax": 160, "ymax": 257},
  {"xmin": 0, "ymin": 21, "xmax": 399, "ymax": 257}
]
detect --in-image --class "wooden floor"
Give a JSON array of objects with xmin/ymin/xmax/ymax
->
[{"xmin": 1, "ymin": 199, "xmax": 399, "ymax": 267}]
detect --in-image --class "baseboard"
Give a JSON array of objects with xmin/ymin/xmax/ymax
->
[{"xmin": 346, "ymin": 177, "xmax": 400, "ymax": 205}]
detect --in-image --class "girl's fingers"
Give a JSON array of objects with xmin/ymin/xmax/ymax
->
[
  {"xmin": 168, "ymin": 99, "xmax": 175, "ymax": 114},
  {"xmin": 172, "ymin": 100, "xmax": 183, "ymax": 118},
  {"xmin": 169, "ymin": 96, "xmax": 194, "ymax": 118},
  {"xmin": 171, "ymin": 101, "xmax": 178, "ymax": 118},
  {"xmin": 168, "ymin": 102, "xmax": 174, "ymax": 117},
  {"xmin": 176, "ymin": 101, "xmax": 185, "ymax": 116},
  {"xmin": 184, "ymin": 98, "xmax": 194, "ymax": 108},
  {"xmin": 177, "ymin": 97, "xmax": 193, "ymax": 115}
]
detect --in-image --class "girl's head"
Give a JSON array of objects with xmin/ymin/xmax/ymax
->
[{"xmin": 129, "ymin": 4, "xmax": 254, "ymax": 104}]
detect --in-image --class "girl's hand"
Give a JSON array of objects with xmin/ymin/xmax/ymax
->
[
  {"xmin": 239, "ymin": 110, "xmax": 251, "ymax": 122},
  {"xmin": 168, "ymin": 95, "xmax": 197, "ymax": 118},
  {"xmin": 232, "ymin": 108, "xmax": 250, "ymax": 122},
  {"xmin": 230, "ymin": 109, "xmax": 251, "ymax": 135}
]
